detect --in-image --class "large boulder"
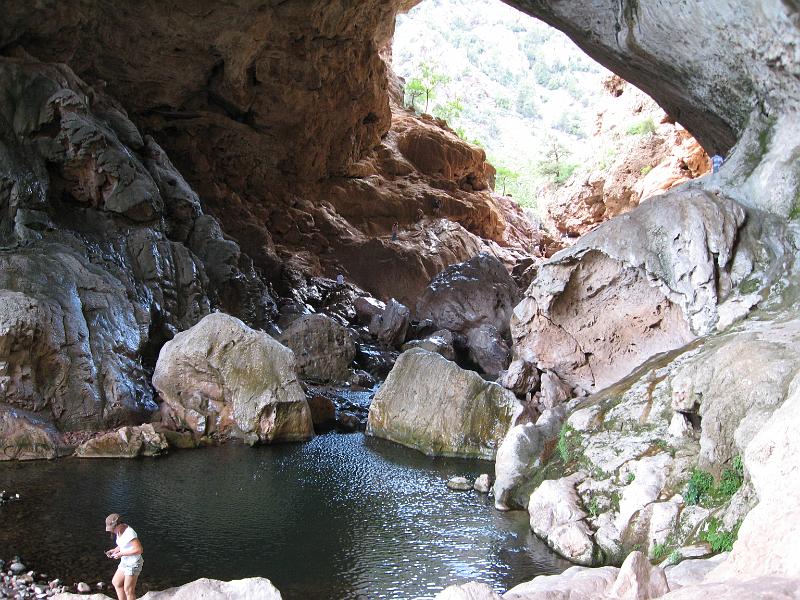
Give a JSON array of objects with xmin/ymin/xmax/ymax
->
[
  {"xmin": 153, "ymin": 313, "xmax": 313, "ymax": 445},
  {"xmin": 493, "ymin": 407, "xmax": 565, "ymax": 510},
  {"xmin": 416, "ymin": 253, "xmax": 519, "ymax": 337},
  {"xmin": 73, "ymin": 424, "xmax": 168, "ymax": 458},
  {"xmin": 369, "ymin": 298, "xmax": 411, "ymax": 347},
  {"xmin": 512, "ymin": 191, "xmax": 756, "ymax": 395},
  {"xmin": 0, "ymin": 407, "xmax": 61, "ymax": 460},
  {"xmin": 466, "ymin": 324, "xmax": 510, "ymax": 379},
  {"xmin": 278, "ymin": 314, "xmax": 356, "ymax": 382},
  {"xmin": 528, "ymin": 473, "xmax": 596, "ymax": 566},
  {"xmin": 367, "ymin": 348, "xmax": 518, "ymax": 458}
]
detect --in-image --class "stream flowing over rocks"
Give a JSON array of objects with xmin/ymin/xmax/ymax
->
[{"xmin": 2, "ymin": 0, "xmax": 800, "ymax": 598}]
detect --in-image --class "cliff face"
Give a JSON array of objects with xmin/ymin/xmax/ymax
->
[{"xmin": 544, "ymin": 77, "xmax": 710, "ymax": 239}]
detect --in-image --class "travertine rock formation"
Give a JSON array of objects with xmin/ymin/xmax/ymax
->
[
  {"xmin": 367, "ymin": 348, "xmax": 518, "ymax": 458},
  {"xmin": 153, "ymin": 313, "xmax": 313, "ymax": 445},
  {"xmin": 512, "ymin": 190, "xmax": 764, "ymax": 395}
]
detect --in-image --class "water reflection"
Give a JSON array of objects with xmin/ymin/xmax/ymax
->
[{"xmin": 0, "ymin": 433, "xmax": 569, "ymax": 599}]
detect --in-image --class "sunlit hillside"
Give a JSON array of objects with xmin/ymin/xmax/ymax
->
[{"xmin": 393, "ymin": 0, "xmax": 612, "ymax": 207}]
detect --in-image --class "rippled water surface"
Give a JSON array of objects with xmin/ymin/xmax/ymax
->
[{"xmin": 0, "ymin": 433, "xmax": 569, "ymax": 599}]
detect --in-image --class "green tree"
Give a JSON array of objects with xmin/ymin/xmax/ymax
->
[
  {"xmin": 494, "ymin": 165, "xmax": 519, "ymax": 195},
  {"xmin": 433, "ymin": 98, "xmax": 464, "ymax": 125},
  {"xmin": 405, "ymin": 62, "xmax": 450, "ymax": 114},
  {"xmin": 535, "ymin": 137, "xmax": 578, "ymax": 185}
]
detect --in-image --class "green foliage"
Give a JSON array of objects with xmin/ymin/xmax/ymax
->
[
  {"xmin": 535, "ymin": 138, "xmax": 578, "ymax": 186},
  {"xmin": 685, "ymin": 469, "xmax": 714, "ymax": 506},
  {"xmin": 652, "ymin": 543, "xmax": 669, "ymax": 561},
  {"xmin": 494, "ymin": 165, "xmax": 519, "ymax": 195},
  {"xmin": 652, "ymin": 438, "xmax": 670, "ymax": 452},
  {"xmin": 495, "ymin": 96, "xmax": 511, "ymax": 110},
  {"xmin": 487, "ymin": 155, "xmax": 539, "ymax": 209},
  {"xmin": 516, "ymin": 84, "xmax": 539, "ymax": 119},
  {"xmin": 587, "ymin": 496, "xmax": 601, "ymax": 518},
  {"xmin": 627, "ymin": 117, "xmax": 657, "ymax": 136},
  {"xmin": 640, "ymin": 165, "xmax": 653, "ymax": 175},
  {"xmin": 597, "ymin": 147, "xmax": 618, "ymax": 171},
  {"xmin": 626, "ymin": 472, "xmax": 636, "ymax": 484},
  {"xmin": 667, "ymin": 549, "xmax": 682, "ymax": 565},
  {"xmin": 405, "ymin": 62, "xmax": 450, "ymax": 114},
  {"xmin": 432, "ymin": 98, "xmax": 464, "ymax": 125},
  {"xmin": 718, "ymin": 456, "xmax": 745, "ymax": 499},
  {"xmin": 610, "ymin": 491, "xmax": 621, "ymax": 513},
  {"xmin": 557, "ymin": 423, "xmax": 579, "ymax": 463},
  {"xmin": 702, "ymin": 518, "xmax": 739, "ymax": 553},
  {"xmin": 685, "ymin": 457, "xmax": 744, "ymax": 507},
  {"xmin": 555, "ymin": 111, "xmax": 585, "ymax": 138}
]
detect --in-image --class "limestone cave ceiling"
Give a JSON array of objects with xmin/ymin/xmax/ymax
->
[{"xmin": 4, "ymin": 0, "xmax": 796, "ymax": 180}]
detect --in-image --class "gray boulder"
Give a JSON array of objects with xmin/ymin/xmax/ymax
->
[
  {"xmin": 278, "ymin": 314, "xmax": 356, "ymax": 382},
  {"xmin": 416, "ymin": 252, "xmax": 520, "ymax": 336},
  {"xmin": 401, "ymin": 329, "xmax": 456, "ymax": 361},
  {"xmin": 466, "ymin": 324, "xmax": 510, "ymax": 378},
  {"xmin": 369, "ymin": 298, "xmax": 411, "ymax": 347},
  {"xmin": 367, "ymin": 348, "xmax": 518, "ymax": 459},
  {"xmin": 153, "ymin": 313, "xmax": 313, "ymax": 445}
]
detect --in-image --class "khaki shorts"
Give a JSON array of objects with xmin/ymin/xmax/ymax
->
[{"xmin": 120, "ymin": 555, "xmax": 144, "ymax": 577}]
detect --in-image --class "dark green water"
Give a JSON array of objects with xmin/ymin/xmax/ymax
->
[{"xmin": 0, "ymin": 433, "xmax": 568, "ymax": 599}]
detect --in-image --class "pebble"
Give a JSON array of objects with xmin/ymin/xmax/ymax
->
[
  {"xmin": 447, "ymin": 476, "xmax": 473, "ymax": 491},
  {"xmin": 473, "ymin": 473, "xmax": 493, "ymax": 493},
  {"xmin": 0, "ymin": 490, "xmax": 21, "ymax": 506},
  {"xmin": 0, "ymin": 556, "xmax": 68, "ymax": 599}
]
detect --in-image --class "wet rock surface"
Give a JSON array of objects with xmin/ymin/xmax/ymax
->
[
  {"xmin": 73, "ymin": 424, "xmax": 168, "ymax": 459},
  {"xmin": 278, "ymin": 314, "xmax": 356, "ymax": 383},
  {"xmin": 0, "ymin": 58, "xmax": 273, "ymax": 441}
]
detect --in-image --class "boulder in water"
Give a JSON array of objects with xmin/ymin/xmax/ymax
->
[
  {"xmin": 73, "ymin": 425, "xmax": 168, "ymax": 458},
  {"xmin": 367, "ymin": 348, "xmax": 518, "ymax": 459},
  {"xmin": 153, "ymin": 313, "xmax": 313, "ymax": 445}
]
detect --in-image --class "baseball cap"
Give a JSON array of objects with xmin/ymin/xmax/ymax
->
[{"xmin": 105, "ymin": 513, "xmax": 121, "ymax": 532}]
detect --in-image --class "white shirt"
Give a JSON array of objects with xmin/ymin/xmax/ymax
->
[{"xmin": 116, "ymin": 526, "xmax": 140, "ymax": 556}]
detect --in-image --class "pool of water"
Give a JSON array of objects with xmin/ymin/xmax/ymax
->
[{"xmin": 0, "ymin": 433, "xmax": 569, "ymax": 599}]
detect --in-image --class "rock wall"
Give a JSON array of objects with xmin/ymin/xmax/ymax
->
[
  {"xmin": 0, "ymin": 3, "xmax": 539, "ymax": 307},
  {"xmin": 0, "ymin": 57, "xmax": 272, "ymax": 434}
]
